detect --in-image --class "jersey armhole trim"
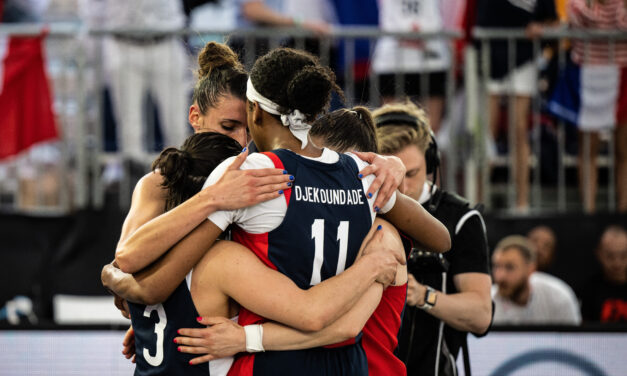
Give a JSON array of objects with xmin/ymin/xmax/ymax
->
[{"xmin": 261, "ymin": 151, "xmax": 291, "ymax": 207}]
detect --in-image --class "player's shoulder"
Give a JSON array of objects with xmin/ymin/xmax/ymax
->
[
  {"xmin": 135, "ymin": 171, "xmax": 167, "ymax": 201},
  {"xmin": 344, "ymin": 151, "xmax": 367, "ymax": 168},
  {"xmin": 242, "ymin": 152, "xmax": 276, "ymax": 169}
]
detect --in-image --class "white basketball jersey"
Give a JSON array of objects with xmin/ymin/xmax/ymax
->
[{"xmin": 372, "ymin": 0, "xmax": 451, "ymax": 73}]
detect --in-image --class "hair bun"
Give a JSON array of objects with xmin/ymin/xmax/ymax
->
[
  {"xmin": 153, "ymin": 147, "xmax": 191, "ymax": 192},
  {"xmin": 286, "ymin": 65, "xmax": 334, "ymax": 116},
  {"xmin": 197, "ymin": 41, "xmax": 243, "ymax": 78}
]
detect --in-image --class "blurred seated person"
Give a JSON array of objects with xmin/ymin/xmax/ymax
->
[
  {"xmin": 492, "ymin": 235, "xmax": 581, "ymax": 325},
  {"xmin": 579, "ymin": 225, "xmax": 627, "ymax": 323},
  {"xmin": 527, "ymin": 225, "xmax": 556, "ymax": 272}
]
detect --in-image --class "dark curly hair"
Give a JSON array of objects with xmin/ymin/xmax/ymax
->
[
  {"xmin": 192, "ymin": 42, "xmax": 248, "ymax": 115},
  {"xmin": 249, "ymin": 48, "xmax": 344, "ymax": 122},
  {"xmin": 151, "ymin": 132, "xmax": 241, "ymax": 211},
  {"xmin": 310, "ymin": 106, "xmax": 378, "ymax": 153}
]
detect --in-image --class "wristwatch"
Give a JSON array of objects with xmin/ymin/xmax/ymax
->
[{"xmin": 417, "ymin": 286, "xmax": 437, "ymax": 311}]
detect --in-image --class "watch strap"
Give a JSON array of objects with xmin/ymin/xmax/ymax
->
[{"xmin": 417, "ymin": 286, "xmax": 437, "ymax": 311}]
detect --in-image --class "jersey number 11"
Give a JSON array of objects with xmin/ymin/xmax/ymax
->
[{"xmin": 310, "ymin": 219, "xmax": 349, "ymax": 285}]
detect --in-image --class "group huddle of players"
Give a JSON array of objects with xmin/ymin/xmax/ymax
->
[{"xmin": 101, "ymin": 41, "xmax": 451, "ymax": 376}]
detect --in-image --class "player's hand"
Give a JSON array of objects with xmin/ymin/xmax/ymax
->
[
  {"xmin": 353, "ymin": 152, "xmax": 405, "ymax": 212},
  {"xmin": 208, "ymin": 148, "xmax": 294, "ymax": 210},
  {"xmin": 525, "ymin": 22, "xmax": 543, "ymax": 39},
  {"xmin": 113, "ymin": 294, "xmax": 131, "ymax": 320},
  {"xmin": 406, "ymin": 274, "xmax": 427, "ymax": 306},
  {"xmin": 362, "ymin": 225, "xmax": 406, "ymax": 287},
  {"xmin": 175, "ymin": 316, "xmax": 246, "ymax": 365},
  {"xmin": 301, "ymin": 20, "xmax": 331, "ymax": 35},
  {"xmin": 122, "ymin": 326, "xmax": 136, "ymax": 363}
]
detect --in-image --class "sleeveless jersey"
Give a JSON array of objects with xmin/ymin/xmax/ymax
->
[
  {"xmin": 362, "ymin": 283, "xmax": 408, "ymax": 375},
  {"xmin": 228, "ymin": 149, "xmax": 374, "ymax": 376},
  {"xmin": 129, "ymin": 277, "xmax": 207, "ymax": 376},
  {"xmin": 361, "ymin": 230, "xmax": 415, "ymax": 376}
]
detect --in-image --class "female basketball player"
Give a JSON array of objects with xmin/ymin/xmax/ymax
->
[
  {"xmin": 174, "ymin": 108, "xmax": 409, "ymax": 375},
  {"xmin": 118, "ymin": 41, "xmax": 291, "ymax": 259},
  {"xmin": 112, "ymin": 48, "xmax": 449, "ymax": 375},
  {"xmin": 103, "ymin": 131, "xmax": 402, "ymax": 375},
  {"xmin": 111, "ymin": 41, "xmax": 291, "ymax": 372}
]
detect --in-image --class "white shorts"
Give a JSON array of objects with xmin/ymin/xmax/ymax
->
[
  {"xmin": 487, "ymin": 61, "xmax": 537, "ymax": 96},
  {"xmin": 578, "ymin": 64, "xmax": 620, "ymax": 131}
]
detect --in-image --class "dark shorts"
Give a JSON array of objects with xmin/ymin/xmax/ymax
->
[{"xmin": 378, "ymin": 71, "xmax": 447, "ymax": 98}]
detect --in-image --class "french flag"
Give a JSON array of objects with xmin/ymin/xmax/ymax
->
[
  {"xmin": 548, "ymin": 61, "xmax": 621, "ymax": 131},
  {"xmin": 0, "ymin": 33, "xmax": 58, "ymax": 159}
]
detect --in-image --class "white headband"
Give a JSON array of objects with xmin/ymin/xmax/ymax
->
[{"xmin": 246, "ymin": 78, "xmax": 310, "ymax": 149}]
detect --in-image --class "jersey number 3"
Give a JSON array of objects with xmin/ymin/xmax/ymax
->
[
  {"xmin": 310, "ymin": 219, "xmax": 349, "ymax": 285},
  {"xmin": 143, "ymin": 304, "xmax": 167, "ymax": 366}
]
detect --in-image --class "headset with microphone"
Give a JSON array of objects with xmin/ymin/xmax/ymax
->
[{"xmin": 374, "ymin": 111, "xmax": 442, "ymax": 212}]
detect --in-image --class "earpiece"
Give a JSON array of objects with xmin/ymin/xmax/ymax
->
[{"xmin": 374, "ymin": 111, "xmax": 440, "ymax": 175}]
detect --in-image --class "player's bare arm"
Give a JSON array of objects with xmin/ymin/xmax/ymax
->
[
  {"xmin": 115, "ymin": 149, "xmax": 293, "ymax": 273},
  {"xmin": 174, "ymin": 219, "xmax": 405, "ymax": 364},
  {"xmin": 351, "ymin": 151, "xmax": 450, "ymax": 253},
  {"xmin": 178, "ymin": 284, "xmax": 383, "ymax": 365},
  {"xmin": 117, "ymin": 172, "xmax": 168, "ymax": 247},
  {"xmin": 383, "ymin": 192, "xmax": 451, "ymax": 253},
  {"xmin": 105, "ymin": 219, "xmax": 224, "ymax": 305},
  {"xmin": 102, "ymin": 227, "xmax": 399, "ymax": 329}
]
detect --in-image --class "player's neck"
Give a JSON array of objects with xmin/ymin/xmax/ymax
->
[{"xmin": 266, "ymin": 129, "xmax": 322, "ymax": 158}]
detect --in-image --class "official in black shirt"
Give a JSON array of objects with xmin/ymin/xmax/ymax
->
[{"xmin": 374, "ymin": 102, "xmax": 492, "ymax": 376}]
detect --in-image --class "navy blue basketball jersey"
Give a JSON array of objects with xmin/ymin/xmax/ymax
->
[
  {"xmin": 129, "ymin": 279, "xmax": 206, "ymax": 376},
  {"xmin": 229, "ymin": 149, "xmax": 373, "ymax": 376}
]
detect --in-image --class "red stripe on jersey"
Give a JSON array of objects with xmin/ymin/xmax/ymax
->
[
  {"xmin": 260, "ymin": 151, "xmax": 292, "ymax": 206},
  {"xmin": 227, "ymin": 353, "xmax": 254, "ymax": 376},
  {"xmin": 233, "ymin": 228, "xmax": 276, "ymax": 271},
  {"xmin": 362, "ymin": 283, "xmax": 408, "ymax": 376},
  {"xmin": 230, "ymin": 228, "xmax": 276, "ymax": 374},
  {"xmin": 231, "ymin": 228, "xmax": 274, "ymax": 324}
]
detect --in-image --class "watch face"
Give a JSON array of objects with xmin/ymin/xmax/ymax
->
[{"xmin": 426, "ymin": 290, "xmax": 437, "ymax": 305}]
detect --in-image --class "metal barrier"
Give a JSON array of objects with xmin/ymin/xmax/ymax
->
[
  {"xmin": 0, "ymin": 24, "xmax": 623, "ymax": 215},
  {"xmin": 471, "ymin": 27, "xmax": 627, "ymax": 213}
]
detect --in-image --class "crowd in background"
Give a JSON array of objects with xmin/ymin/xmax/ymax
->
[
  {"xmin": 0, "ymin": 0, "xmax": 626, "ymax": 329},
  {"xmin": 0, "ymin": 3, "xmax": 625, "ymax": 376}
]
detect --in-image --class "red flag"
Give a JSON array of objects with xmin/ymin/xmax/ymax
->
[{"xmin": 0, "ymin": 35, "xmax": 58, "ymax": 160}]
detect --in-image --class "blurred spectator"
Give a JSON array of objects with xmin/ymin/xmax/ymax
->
[
  {"xmin": 229, "ymin": 0, "xmax": 333, "ymax": 60},
  {"xmin": 492, "ymin": 235, "xmax": 581, "ymax": 325},
  {"xmin": 329, "ymin": 0, "xmax": 378, "ymax": 104},
  {"xmin": 579, "ymin": 225, "xmax": 627, "ymax": 322},
  {"xmin": 372, "ymin": 0, "xmax": 452, "ymax": 134},
  {"xmin": 527, "ymin": 225, "xmax": 557, "ymax": 272},
  {"xmin": 1, "ymin": 0, "xmax": 49, "ymax": 22},
  {"xmin": 476, "ymin": 0, "xmax": 557, "ymax": 211},
  {"xmin": 234, "ymin": 0, "xmax": 331, "ymax": 31},
  {"xmin": 99, "ymin": 0, "xmax": 189, "ymax": 162},
  {"xmin": 568, "ymin": 0, "xmax": 627, "ymax": 213}
]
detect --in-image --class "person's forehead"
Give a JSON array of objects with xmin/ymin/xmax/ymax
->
[
  {"xmin": 494, "ymin": 248, "xmax": 525, "ymax": 262},
  {"xmin": 601, "ymin": 240, "xmax": 627, "ymax": 255},
  {"xmin": 529, "ymin": 228, "xmax": 554, "ymax": 243}
]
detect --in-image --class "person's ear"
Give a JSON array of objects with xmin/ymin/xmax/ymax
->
[
  {"xmin": 189, "ymin": 104, "xmax": 201, "ymax": 132},
  {"xmin": 251, "ymin": 101, "xmax": 264, "ymax": 126}
]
